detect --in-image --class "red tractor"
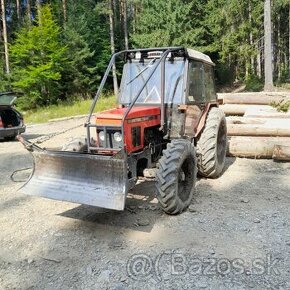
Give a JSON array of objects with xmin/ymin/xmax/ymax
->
[{"xmin": 19, "ymin": 47, "xmax": 227, "ymax": 214}]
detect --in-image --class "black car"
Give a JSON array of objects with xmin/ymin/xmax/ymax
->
[{"xmin": 0, "ymin": 92, "xmax": 25, "ymax": 140}]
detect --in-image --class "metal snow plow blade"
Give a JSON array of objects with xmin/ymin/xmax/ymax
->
[{"xmin": 19, "ymin": 146, "xmax": 128, "ymax": 211}]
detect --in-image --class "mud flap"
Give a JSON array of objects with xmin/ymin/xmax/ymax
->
[{"xmin": 19, "ymin": 147, "xmax": 128, "ymax": 210}]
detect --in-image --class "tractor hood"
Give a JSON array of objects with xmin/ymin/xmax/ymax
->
[{"xmin": 96, "ymin": 106, "xmax": 160, "ymax": 126}]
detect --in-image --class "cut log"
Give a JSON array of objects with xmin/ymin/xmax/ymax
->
[
  {"xmin": 227, "ymin": 136, "xmax": 290, "ymax": 158},
  {"xmin": 220, "ymin": 104, "xmax": 272, "ymax": 116},
  {"xmin": 244, "ymin": 112, "xmax": 290, "ymax": 119},
  {"xmin": 244, "ymin": 105, "xmax": 290, "ymax": 118},
  {"xmin": 223, "ymin": 95, "xmax": 288, "ymax": 105},
  {"xmin": 272, "ymin": 145, "xmax": 290, "ymax": 161},
  {"xmin": 226, "ymin": 117, "xmax": 290, "ymax": 127},
  {"xmin": 218, "ymin": 92, "xmax": 290, "ymax": 105},
  {"xmin": 227, "ymin": 124, "xmax": 290, "ymax": 137},
  {"xmin": 226, "ymin": 117, "xmax": 265, "ymax": 125},
  {"xmin": 244, "ymin": 113, "xmax": 290, "ymax": 119}
]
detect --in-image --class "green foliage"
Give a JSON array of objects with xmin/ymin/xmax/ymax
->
[
  {"xmin": 215, "ymin": 63, "xmax": 235, "ymax": 86},
  {"xmin": 245, "ymin": 75, "xmax": 264, "ymax": 92},
  {"xmin": 64, "ymin": 0, "xmax": 111, "ymax": 93},
  {"xmin": 0, "ymin": 0, "xmax": 289, "ymax": 115},
  {"xmin": 10, "ymin": 5, "xmax": 67, "ymax": 109},
  {"xmin": 61, "ymin": 24, "xmax": 96, "ymax": 97},
  {"xmin": 205, "ymin": 0, "xmax": 263, "ymax": 77},
  {"xmin": 0, "ymin": 67, "xmax": 11, "ymax": 92},
  {"xmin": 131, "ymin": 0, "xmax": 206, "ymax": 48},
  {"xmin": 271, "ymin": 100, "xmax": 290, "ymax": 113}
]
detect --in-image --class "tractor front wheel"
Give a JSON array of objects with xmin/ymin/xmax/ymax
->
[{"xmin": 155, "ymin": 139, "xmax": 197, "ymax": 215}]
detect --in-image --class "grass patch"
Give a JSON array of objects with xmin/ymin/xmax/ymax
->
[
  {"xmin": 271, "ymin": 99, "xmax": 290, "ymax": 112},
  {"xmin": 23, "ymin": 95, "xmax": 116, "ymax": 124}
]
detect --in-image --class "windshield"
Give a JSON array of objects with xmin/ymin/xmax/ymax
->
[
  {"xmin": 119, "ymin": 59, "xmax": 185, "ymax": 105},
  {"xmin": 0, "ymin": 93, "xmax": 17, "ymax": 106}
]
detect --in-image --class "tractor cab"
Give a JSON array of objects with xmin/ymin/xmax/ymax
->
[
  {"xmin": 95, "ymin": 48, "xmax": 216, "ymax": 153},
  {"xmin": 119, "ymin": 50, "xmax": 186, "ymax": 105}
]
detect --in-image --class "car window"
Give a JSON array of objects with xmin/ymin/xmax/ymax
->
[{"xmin": 0, "ymin": 94, "xmax": 17, "ymax": 106}]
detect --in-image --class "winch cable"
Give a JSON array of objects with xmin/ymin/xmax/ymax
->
[
  {"xmin": 10, "ymin": 167, "xmax": 32, "ymax": 183},
  {"xmin": 32, "ymin": 123, "xmax": 83, "ymax": 145},
  {"xmin": 11, "ymin": 122, "xmax": 83, "ymax": 183}
]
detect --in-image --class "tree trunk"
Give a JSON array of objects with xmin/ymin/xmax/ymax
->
[
  {"xmin": 264, "ymin": 0, "xmax": 274, "ymax": 91},
  {"xmin": 277, "ymin": 13, "xmax": 281, "ymax": 81},
  {"xmin": 109, "ymin": 0, "xmax": 118, "ymax": 97},
  {"xmin": 257, "ymin": 43, "xmax": 262, "ymax": 78},
  {"xmin": 289, "ymin": 2, "xmax": 290, "ymax": 79},
  {"xmin": 220, "ymin": 104, "xmax": 272, "ymax": 116},
  {"xmin": 62, "ymin": 0, "xmax": 67, "ymax": 23},
  {"xmin": 227, "ymin": 124, "xmax": 290, "ymax": 137},
  {"xmin": 36, "ymin": 0, "xmax": 41, "ymax": 17},
  {"xmin": 228, "ymin": 136, "xmax": 290, "ymax": 158},
  {"xmin": 131, "ymin": 1, "xmax": 136, "ymax": 33},
  {"xmin": 226, "ymin": 117, "xmax": 290, "ymax": 128},
  {"xmin": 273, "ymin": 145, "xmax": 290, "ymax": 161},
  {"xmin": 26, "ymin": 0, "xmax": 31, "ymax": 23},
  {"xmin": 218, "ymin": 92, "xmax": 290, "ymax": 105},
  {"xmin": 1, "ymin": 0, "xmax": 10, "ymax": 74},
  {"xmin": 249, "ymin": 2, "xmax": 254, "ymax": 75},
  {"xmin": 122, "ymin": 0, "xmax": 129, "ymax": 50},
  {"xmin": 16, "ymin": 0, "xmax": 21, "ymax": 20}
]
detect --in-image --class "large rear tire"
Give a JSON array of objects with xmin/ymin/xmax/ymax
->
[
  {"xmin": 196, "ymin": 107, "xmax": 227, "ymax": 178},
  {"xmin": 155, "ymin": 139, "xmax": 197, "ymax": 215}
]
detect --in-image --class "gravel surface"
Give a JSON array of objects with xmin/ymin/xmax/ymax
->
[{"xmin": 0, "ymin": 117, "xmax": 290, "ymax": 290}]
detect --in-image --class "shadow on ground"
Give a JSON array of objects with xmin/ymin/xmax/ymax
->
[
  {"xmin": 58, "ymin": 158, "xmax": 236, "ymax": 233},
  {"xmin": 58, "ymin": 180, "xmax": 162, "ymax": 233}
]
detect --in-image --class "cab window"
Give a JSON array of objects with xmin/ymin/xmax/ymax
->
[
  {"xmin": 204, "ymin": 64, "xmax": 216, "ymax": 101},
  {"xmin": 187, "ymin": 61, "xmax": 205, "ymax": 103}
]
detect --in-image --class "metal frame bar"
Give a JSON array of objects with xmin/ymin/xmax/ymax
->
[{"xmin": 85, "ymin": 46, "xmax": 184, "ymax": 153}]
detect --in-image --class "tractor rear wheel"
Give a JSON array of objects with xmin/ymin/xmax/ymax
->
[
  {"xmin": 155, "ymin": 139, "xmax": 197, "ymax": 215},
  {"xmin": 196, "ymin": 107, "xmax": 227, "ymax": 178}
]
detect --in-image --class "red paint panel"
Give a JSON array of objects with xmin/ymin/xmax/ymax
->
[
  {"xmin": 124, "ymin": 115, "xmax": 161, "ymax": 153},
  {"xmin": 95, "ymin": 106, "xmax": 161, "ymax": 154},
  {"xmin": 96, "ymin": 106, "xmax": 160, "ymax": 121}
]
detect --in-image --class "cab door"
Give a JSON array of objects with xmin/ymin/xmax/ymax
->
[
  {"xmin": 185, "ymin": 60, "xmax": 217, "ymax": 138},
  {"xmin": 185, "ymin": 61, "xmax": 205, "ymax": 137}
]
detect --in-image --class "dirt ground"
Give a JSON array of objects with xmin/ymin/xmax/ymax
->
[{"xmin": 0, "ymin": 117, "xmax": 290, "ymax": 290}]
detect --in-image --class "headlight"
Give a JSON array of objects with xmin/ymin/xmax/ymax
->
[
  {"xmin": 113, "ymin": 132, "xmax": 122, "ymax": 142},
  {"xmin": 99, "ymin": 131, "xmax": 105, "ymax": 141}
]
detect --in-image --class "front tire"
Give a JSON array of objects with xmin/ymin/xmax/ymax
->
[
  {"xmin": 155, "ymin": 139, "xmax": 197, "ymax": 215},
  {"xmin": 196, "ymin": 107, "xmax": 227, "ymax": 178}
]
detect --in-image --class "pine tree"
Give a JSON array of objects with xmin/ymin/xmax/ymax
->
[
  {"xmin": 10, "ymin": 5, "xmax": 68, "ymax": 108},
  {"xmin": 131, "ymin": 0, "xmax": 205, "ymax": 48},
  {"xmin": 62, "ymin": 0, "xmax": 111, "ymax": 94}
]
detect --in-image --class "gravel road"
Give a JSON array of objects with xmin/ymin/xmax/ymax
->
[{"xmin": 0, "ymin": 117, "xmax": 290, "ymax": 290}]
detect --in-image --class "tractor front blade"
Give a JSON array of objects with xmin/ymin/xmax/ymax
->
[{"xmin": 19, "ymin": 147, "xmax": 128, "ymax": 210}]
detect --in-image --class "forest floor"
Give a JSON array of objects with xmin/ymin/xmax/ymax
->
[{"xmin": 0, "ymin": 117, "xmax": 290, "ymax": 289}]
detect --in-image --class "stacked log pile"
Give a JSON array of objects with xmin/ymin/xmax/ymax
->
[{"xmin": 218, "ymin": 92, "xmax": 290, "ymax": 161}]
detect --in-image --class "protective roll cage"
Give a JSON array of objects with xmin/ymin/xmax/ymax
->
[{"xmin": 85, "ymin": 46, "xmax": 185, "ymax": 153}]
